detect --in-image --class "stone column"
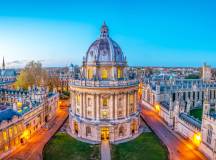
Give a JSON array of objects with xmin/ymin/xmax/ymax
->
[
  {"xmin": 83, "ymin": 93, "xmax": 86, "ymax": 118},
  {"xmin": 126, "ymin": 93, "xmax": 129, "ymax": 117},
  {"xmin": 94, "ymin": 93, "xmax": 96, "ymax": 120},
  {"xmin": 134, "ymin": 91, "xmax": 137, "ymax": 112},
  {"xmin": 110, "ymin": 94, "xmax": 114, "ymax": 119},
  {"xmin": 115, "ymin": 94, "xmax": 118, "ymax": 119},
  {"xmin": 124, "ymin": 93, "xmax": 127, "ymax": 117},
  {"xmin": 96, "ymin": 94, "xmax": 100, "ymax": 120}
]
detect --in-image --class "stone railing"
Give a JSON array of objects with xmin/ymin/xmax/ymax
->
[{"xmin": 69, "ymin": 79, "xmax": 139, "ymax": 88}]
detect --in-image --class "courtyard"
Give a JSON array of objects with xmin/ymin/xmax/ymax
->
[
  {"xmin": 190, "ymin": 108, "xmax": 203, "ymax": 121},
  {"xmin": 111, "ymin": 132, "xmax": 168, "ymax": 160},
  {"xmin": 43, "ymin": 133, "xmax": 100, "ymax": 160}
]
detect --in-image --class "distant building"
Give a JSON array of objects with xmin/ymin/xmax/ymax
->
[
  {"xmin": 142, "ymin": 76, "xmax": 216, "ymax": 159},
  {"xmin": 0, "ymin": 57, "xmax": 17, "ymax": 88},
  {"xmin": 202, "ymin": 63, "xmax": 212, "ymax": 82}
]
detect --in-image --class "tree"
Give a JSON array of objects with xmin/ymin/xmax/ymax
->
[{"xmin": 15, "ymin": 61, "xmax": 48, "ymax": 89}]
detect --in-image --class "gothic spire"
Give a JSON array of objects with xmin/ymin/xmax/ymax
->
[{"xmin": 2, "ymin": 57, "xmax": 5, "ymax": 70}]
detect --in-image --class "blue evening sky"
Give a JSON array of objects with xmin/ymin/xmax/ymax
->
[{"xmin": 0, "ymin": 0, "xmax": 216, "ymax": 68}]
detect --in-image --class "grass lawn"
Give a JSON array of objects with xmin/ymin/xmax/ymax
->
[
  {"xmin": 111, "ymin": 132, "xmax": 168, "ymax": 160},
  {"xmin": 190, "ymin": 108, "xmax": 203, "ymax": 121},
  {"xmin": 43, "ymin": 133, "xmax": 100, "ymax": 160}
]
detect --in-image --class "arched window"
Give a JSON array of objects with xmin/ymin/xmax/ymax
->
[
  {"xmin": 88, "ymin": 68, "xmax": 93, "ymax": 79},
  {"xmin": 74, "ymin": 121, "xmax": 78, "ymax": 134},
  {"xmin": 117, "ymin": 68, "xmax": 122, "ymax": 79},
  {"xmin": 129, "ymin": 94, "xmax": 134, "ymax": 105},
  {"xmin": 207, "ymin": 125, "xmax": 213, "ymax": 144},
  {"xmin": 86, "ymin": 126, "xmax": 91, "ymax": 136},
  {"xmin": 119, "ymin": 126, "xmax": 124, "ymax": 136},
  {"xmin": 101, "ymin": 69, "xmax": 108, "ymax": 80},
  {"xmin": 102, "ymin": 98, "xmax": 108, "ymax": 107},
  {"xmin": 76, "ymin": 94, "xmax": 80, "ymax": 106}
]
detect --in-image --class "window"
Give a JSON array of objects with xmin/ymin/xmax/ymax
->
[
  {"xmin": 119, "ymin": 126, "xmax": 124, "ymax": 136},
  {"xmin": 101, "ymin": 69, "xmax": 108, "ymax": 80},
  {"xmin": 102, "ymin": 111, "xmax": 108, "ymax": 118},
  {"xmin": 3, "ymin": 131, "xmax": 7, "ymax": 141},
  {"xmin": 129, "ymin": 94, "xmax": 134, "ymax": 105},
  {"xmin": 76, "ymin": 95, "xmax": 80, "ymax": 106},
  {"xmin": 103, "ymin": 98, "xmax": 108, "ymax": 107},
  {"xmin": 87, "ymin": 110, "xmax": 92, "ymax": 117},
  {"xmin": 88, "ymin": 98, "xmax": 92, "ymax": 107},
  {"xmin": 117, "ymin": 68, "xmax": 122, "ymax": 79},
  {"xmin": 86, "ymin": 126, "xmax": 91, "ymax": 136},
  {"xmin": 207, "ymin": 125, "xmax": 213, "ymax": 144},
  {"xmin": 9, "ymin": 128, "xmax": 13, "ymax": 138},
  {"xmin": 118, "ymin": 110, "xmax": 123, "ymax": 117},
  {"xmin": 88, "ymin": 68, "xmax": 93, "ymax": 79}
]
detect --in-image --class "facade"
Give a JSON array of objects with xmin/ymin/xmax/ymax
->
[
  {"xmin": 0, "ymin": 57, "xmax": 17, "ymax": 89},
  {"xmin": 69, "ymin": 23, "xmax": 140, "ymax": 143},
  {"xmin": 142, "ymin": 77, "xmax": 216, "ymax": 159},
  {"xmin": 0, "ymin": 87, "xmax": 58, "ymax": 156}
]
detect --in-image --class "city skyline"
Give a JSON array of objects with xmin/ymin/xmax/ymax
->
[{"xmin": 0, "ymin": 0, "xmax": 216, "ymax": 68}]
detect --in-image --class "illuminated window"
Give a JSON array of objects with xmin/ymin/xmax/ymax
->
[
  {"xmin": 129, "ymin": 94, "xmax": 134, "ymax": 105},
  {"xmin": 88, "ymin": 68, "xmax": 93, "ymax": 79},
  {"xmin": 14, "ymin": 126, "xmax": 17, "ymax": 135},
  {"xmin": 102, "ymin": 111, "xmax": 108, "ymax": 118},
  {"xmin": 76, "ymin": 95, "xmax": 80, "ymax": 106},
  {"xmin": 102, "ymin": 98, "xmax": 108, "ymax": 107},
  {"xmin": 9, "ymin": 128, "xmax": 13, "ymax": 138},
  {"xmin": 101, "ymin": 69, "xmax": 108, "ymax": 80},
  {"xmin": 3, "ymin": 131, "xmax": 7, "ymax": 141},
  {"xmin": 4, "ymin": 145, "xmax": 8, "ymax": 151},
  {"xmin": 117, "ymin": 68, "xmax": 122, "ymax": 79}
]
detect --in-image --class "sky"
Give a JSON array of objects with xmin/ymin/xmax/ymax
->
[{"xmin": 0, "ymin": 0, "xmax": 216, "ymax": 68}]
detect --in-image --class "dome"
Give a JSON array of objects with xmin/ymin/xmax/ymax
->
[{"xmin": 84, "ymin": 22, "xmax": 127, "ymax": 65}]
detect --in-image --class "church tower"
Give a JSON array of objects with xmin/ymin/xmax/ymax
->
[{"xmin": 2, "ymin": 57, "xmax": 5, "ymax": 70}]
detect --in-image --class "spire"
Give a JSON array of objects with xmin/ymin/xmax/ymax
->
[
  {"xmin": 100, "ymin": 21, "xmax": 109, "ymax": 38},
  {"xmin": 2, "ymin": 57, "xmax": 5, "ymax": 70}
]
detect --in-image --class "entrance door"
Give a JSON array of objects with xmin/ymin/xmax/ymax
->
[{"xmin": 101, "ymin": 127, "xmax": 109, "ymax": 140}]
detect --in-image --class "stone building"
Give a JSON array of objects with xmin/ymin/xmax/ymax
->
[
  {"xmin": 0, "ymin": 87, "xmax": 58, "ymax": 156},
  {"xmin": 0, "ymin": 58, "xmax": 17, "ymax": 85},
  {"xmin": 69, "ymin": 23, "xmax": 140, "ymax": 143},
  {"xmin": 142, "ymin": 76, "xmax": 216, "ymax": 159}
]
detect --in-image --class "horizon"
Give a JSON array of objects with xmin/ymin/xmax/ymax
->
[{"xmin": 0, "ymin": 0, "xmax": 216, "ymax": 68}]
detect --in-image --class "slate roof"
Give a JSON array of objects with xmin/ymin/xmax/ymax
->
[{"xmin": 0, "ymin": 108, "xmax": 21, "ymax": 123}]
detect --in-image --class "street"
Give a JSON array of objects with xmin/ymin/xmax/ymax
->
[
  {"xmin": 141, "ymin": 102, "xmax": 207, "ymax": 160},
  {"xmin": 3, "ymin": 108, "xmax": 68, "ymax": 160}
]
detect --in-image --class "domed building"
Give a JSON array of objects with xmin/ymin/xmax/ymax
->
[{"xmin": 69, "ymin": 22, "xmax": 140, "ymax": 143}]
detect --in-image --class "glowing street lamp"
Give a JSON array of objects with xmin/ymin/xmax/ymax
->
[
  {"xmin": 193, "ymin": 132, "xmax": 201, "ymax": 146},
  {"xmin": 155, "ymin": 104, "xmax": 160, "ymax": 112}
]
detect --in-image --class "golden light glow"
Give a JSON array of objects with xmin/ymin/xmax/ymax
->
[
  {"xmin": 193, "ymin": 132, "xmax": 201, "ymax": 146},
  {"xmin": 117, "ymin": 68, "xmax": 122, "ymax": 78},
  {"xmin": 102, "ymin": 111, "xmax": 108, "ymax": 118},
  {"xmin": 102, "ymin": 98, "xmax": 108, "ymax": 106},
  {"xmin": 17, "ymin": 102, "xmax": 22, "ymax": 108},
  {"xmin": 22, "ymin": 130, "xmax": 30, "ymax": 140},
  {"xmin": 155, "ymin": 104, "xmax": 160, "ymax": 112},
  {"xmin": 101, "ymin": 69, "xmax": 108, "ymax": 80},
  {"xmin": 88, "ymin": 68, "xmax": 93, "ymax": 79}
]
